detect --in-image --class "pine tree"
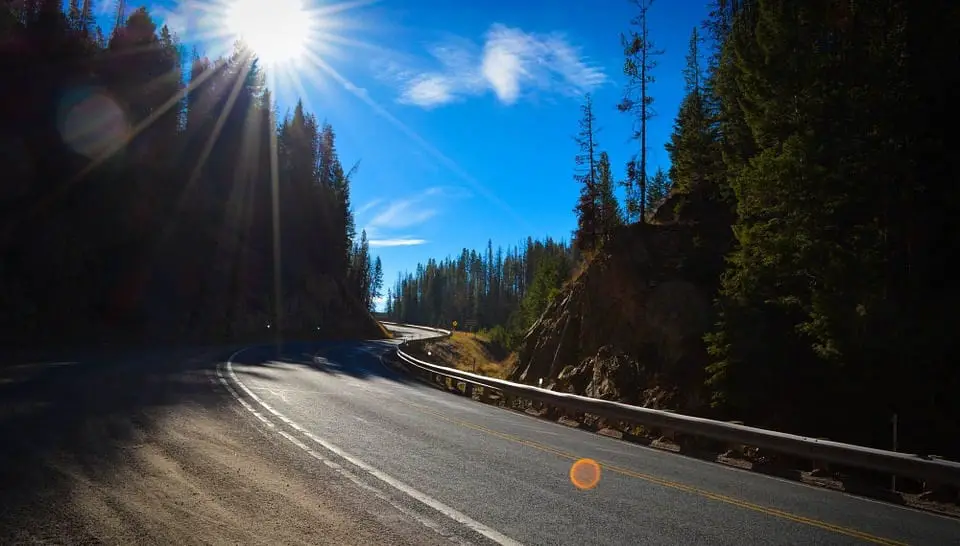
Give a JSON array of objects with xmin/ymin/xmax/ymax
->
[
  {"xmin": 520, "ymin": 254, "xmax": 563, "ymax": 329},
  {"xmin": 369, "ymin": 256, "xmax": 383, "ymax": 311},
  {"xmin": 318, "ymin": 122, "xmax": 353, "ymax": 274},
  {"xmin": 573, "ymin": 94, "xmax": 600, "ymax": 253},
  {"xmin": 596, "ymin": 151, "xmax": 621, "ymax": 242},
  {"xmin": 79, "ymin": 0, "xmax": 93, "ymax": 37},
  {"xmin": 621, "ymin": 159, "xmax": 641, "ymax": 223},
  {"xmin": 664, "ymin": 26, "xmax": 721, "ymax": 195},
  {"xmin": 618, "ymin": 0, "xmax": 662, "ymax": 223},
  {"xmin": 67, "ymin": 0, "xmax": 80, "ymax": 30},
  {"xmin": 645, "ymin": 166, "xmax": 669, "ymax": 213},
  {"xmin": 105, "ymin": 7, "xmax": 181, "ymax": 147},
  {"xmin": 349, "ymin": 229, "xmax": 372, "ymax": 309}
]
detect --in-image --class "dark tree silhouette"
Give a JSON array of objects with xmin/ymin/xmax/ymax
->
[{"xmin": 0, "ymin": 2, "xmax": 371, "ymax": 347}]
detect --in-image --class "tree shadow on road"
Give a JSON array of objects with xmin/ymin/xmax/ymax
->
[
  {"xmin": 0, "ymin": 337, "xmax": 412, "ymax": 542},
  {"xmin": 0, "ymin": 346, "xmax": 235, "ymax": 537},
  {"xmin": 234, "ymin": 339, "xmax": 417, "ymax": 385}
]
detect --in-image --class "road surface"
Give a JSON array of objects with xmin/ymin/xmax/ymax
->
[{"xmin": 1, "ymin": 325, "xmax": 958, "ymax": 544}]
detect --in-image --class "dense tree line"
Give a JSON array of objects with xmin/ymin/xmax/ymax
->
[
  {"xmin": 672, "ymin": 0, "xmax": 960, "ymax": 456},
  {"xmin": 1, "ymin": 2, "xmax": 378, "ymax": 347},
  {"xmin": 386, "ymin": 238, "xmax": 575, "ymax": 347},
  {"xmin": 391, "ymin": 0, "xmax": 960, "ymax": 458}
]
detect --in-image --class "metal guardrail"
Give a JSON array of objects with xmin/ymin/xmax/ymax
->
[
  {"xmin": 392, "ymin": 328, "xmax": 960, "ymax": 488},
  {"xmin": 381, "ymin": 321, "xmax": 452, "ymax": 337}
]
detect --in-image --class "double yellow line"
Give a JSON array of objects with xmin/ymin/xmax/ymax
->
[{"xmin": 408, "ymin": 402, "xmax": 907, "ymax": 546}]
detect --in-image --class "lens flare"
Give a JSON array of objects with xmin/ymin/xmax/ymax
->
[
  {"xmin": 58, "ymin": 88, "xmax": 129, "ymax": 159},
  {"xmin": 570, "ymin": 458, "xmax": 601, "ymax": 490}
]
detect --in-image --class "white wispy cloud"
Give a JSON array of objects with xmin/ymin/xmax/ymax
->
[
  {"xmin": 401, "ymin": 75, "xmax": 456, "ymax": 108},
  {"xmin": 360, "ymin": 185, "xmax": 471, "ymax": 248},
  {"xmin": 424, "ymin": 185, "xmax": 473, "ymax": 199},
  {"xmin": 384, "ymin": 24, "xmax": 606, "ymax": 108},
  {"xmin": 342, "ymin": 80, "xmax": 370, "ymax": 100},
  {"xmin": 368, "ymin": 199, "xmax": 437, "ymax": 230},
  {"xmin": 355, "ymin": 198, "xmax": 383, "ymax": 216},
  {"xmin": 369, "ymin": 238, "xmax": 428, "ymax": 247}
]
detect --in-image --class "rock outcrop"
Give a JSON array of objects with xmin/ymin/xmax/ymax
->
[{"xmin": 510, "ymin": 188, "xmax": 733, "ymax": 413}]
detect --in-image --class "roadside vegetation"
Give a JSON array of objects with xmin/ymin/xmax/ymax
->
[
  {"xmin": 404, "ymin": 332, "xmax": 515, "ymax": 380},
  {"xmin": 388, "ymin": 0, "xmax": 960, "ymax": 463}
]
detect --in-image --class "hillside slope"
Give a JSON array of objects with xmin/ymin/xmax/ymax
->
[
  {"xmin": 510, "ymin": 189, "xmax": 732, "ymax": 413},
  {"xmin": 403, "ymin": 332, "xmax": 515, "ymax": 379}
]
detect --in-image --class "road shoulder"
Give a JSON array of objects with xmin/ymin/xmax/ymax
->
[{"xmin": 0, "ymin": 346, "xmax": 455, "ymax": 545}]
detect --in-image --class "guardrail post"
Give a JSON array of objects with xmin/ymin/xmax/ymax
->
[
  {"xmin": 660, "ymin": 409, "xmax": 677, "ymax": 443},
  {"xmin": 726, "ymin": 421, "xmax": 748, "ymax": 457},
  {"xmin": 810, "ymin": 438, "xmax": 832, "ymax": 477},
  {"xmin": 921, "ymin": 456, "xmax": 958, "ymax": 502}
]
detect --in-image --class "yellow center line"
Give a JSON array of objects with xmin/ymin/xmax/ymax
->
[{"xmin": 406, "ymin": 402, "xmax": 907, "ymax": 546}]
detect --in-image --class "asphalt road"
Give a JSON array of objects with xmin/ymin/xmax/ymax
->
[
  {"xmin": 224, "ymin": 325, "xmax": 959, "ymax": 545},
  {"xmin": 1, "ymin": 326, "xmax": 958, "ymax": 545}
]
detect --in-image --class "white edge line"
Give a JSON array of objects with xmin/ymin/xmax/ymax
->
[
  {"xmin": 220, "ymin": 347, "xmax": 522, "ymax": 546},
  {"xmin": 214, "ymin": 360, "xmax": 461, "ymax": 544}
]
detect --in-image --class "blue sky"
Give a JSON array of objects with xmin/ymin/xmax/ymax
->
[{"xmin": 97, "ymin": 0, "xmax": 710, "ymax": 308}]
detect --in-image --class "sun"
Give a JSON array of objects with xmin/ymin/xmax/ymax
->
[{"xmin": 224, "ymin": 0, "xmax": 314, "ymax": 65}]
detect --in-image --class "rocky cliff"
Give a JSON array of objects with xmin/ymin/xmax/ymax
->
[{"xmin": 510, "ymin": 188, "xmax": 733, "ymax": 413}]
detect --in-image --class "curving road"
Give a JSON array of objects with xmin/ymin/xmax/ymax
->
[
  {"xmin": 1, "ymin": 325, "xmax": 958, "ymax": 544},
  {"xmin": 223, "ymin": 324, "xmax": 959, "ymax": 545}
]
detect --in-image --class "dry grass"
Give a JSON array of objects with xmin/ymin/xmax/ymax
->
[
  {"xmin": 375, "ymin": 321, "xmax": 394, "ymax": 339},
  {"xmin": 417, "ymin": 332, "xmax": 516, "ymax": 379}
]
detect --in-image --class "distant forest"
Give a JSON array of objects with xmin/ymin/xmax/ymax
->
[
  {"xmin": 1, "ymin": 2, "xmax": 382, "ymax": 347},
  {"xmin": 386, "ymin": 238, "xmax": 576, "ymax": 347}
]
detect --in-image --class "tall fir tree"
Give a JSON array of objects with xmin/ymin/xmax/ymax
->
[
  {"xmin": 596, "ymin": 151, "xmax": 621, "ymax": 242},
  {"xmin": 645, "ymin": 166, "xmax": 670, "ymax": 213},
  {"xmin": 369, "ymin": 256, "xmax": 383, "ymax": 311},
  {"xmin": 573, "ymin": 94, "xmax": 600, "ymax": 253},
  {"xmin": 349, "ymin": 229, "xmax": 372, "ymax": 309},
  {"xmin": 618, "ymin": 0, "xmax": 662, "ymax": 223},
  {"xmin": 664, "ymin": 26, "xmax": 722, "ymax": 196},
  {"xmin": 621, "ymin": 159, "xmax": 641, "ymax": 223}
]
